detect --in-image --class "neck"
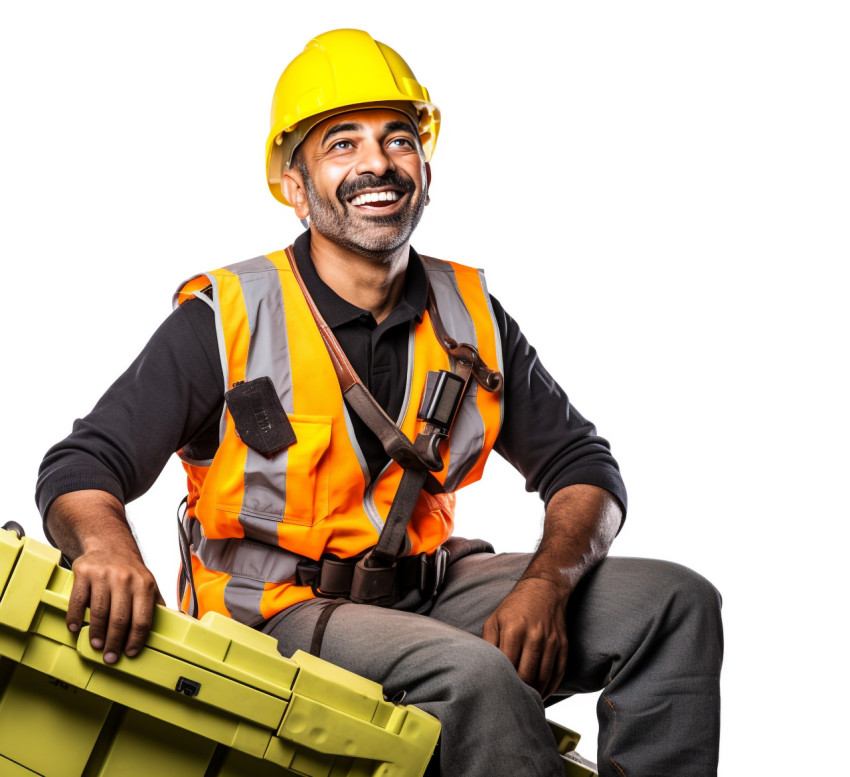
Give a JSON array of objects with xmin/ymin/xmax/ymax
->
[{"xmin": 308, "ymin": 229, "xmax": 409, "ymax": 323}]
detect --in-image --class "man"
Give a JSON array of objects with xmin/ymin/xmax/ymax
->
[{"xmin": 37, "ymin": 29, "xmax": 722, "ymax": 776}]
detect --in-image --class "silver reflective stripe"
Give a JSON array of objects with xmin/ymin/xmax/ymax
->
[
  {"xmin": 363, "ymin": 322, "xmax": 417, "ymax": 539},
  {"xmin": 396, "ymin": 323, "xmax": 417, "ymax": 555},
  {"xmin": 189, "ymin": 520, "xmax": 303, "ymax": 582},
  {"xmin": 192, "ymin": 522, "xmax": 301, "ymax": 625},
  {"xmin": 224, "ymin": 578, "xmax": 267, "ymax": 627},
  {"xmin": 195, "ymin": 276, "xmax": 229, "ymax": 441},
  {"xmin": 443, "ymin": 380, "xmax": 485, "ymax": 492},
  {"xmin": 397, "ymin": 321, "xmax": 417, "ymax": 425},
  {"xmin": 219, "ymin": 255, "xmax": 294, "ymax": 624},
  {"xmin": 422, "ymin": 258, "xmax": 478, "ymax": 350},
  {"xmin": 343, "ymin": 403, "xmax": 386, "ymax": 536},
  {"xmin": 226, "ymin": 256, "xmax": 294, "ymax": 547},
  {"xmin": 423, "ymin": 258, "xmax": 487, "ymax": 491},
  {"xmin": 172, "ymin": 272, "xmax": 230, "ymax": 441},
  {"xmin": 365, "ymin": 460, "xmax": 392, "ymax": 539}
]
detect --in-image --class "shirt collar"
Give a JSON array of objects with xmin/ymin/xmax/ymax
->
[{"xmin": 292, "ymin": 230, "xmax": 428, "ymax": 329}]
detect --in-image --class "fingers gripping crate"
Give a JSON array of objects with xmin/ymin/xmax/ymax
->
[{"xmin": 0, "ymin": 528, "xmax": 440, "ymax": 777}]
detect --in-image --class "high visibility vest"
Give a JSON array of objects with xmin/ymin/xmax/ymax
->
[{"xmin": 173, "ymin": 248, "xmax": 503, "ymax": 625}]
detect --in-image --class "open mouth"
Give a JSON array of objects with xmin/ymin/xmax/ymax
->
[{"xmin": 347, "ymin": 189, "xmax": 405, "ymax": 208}]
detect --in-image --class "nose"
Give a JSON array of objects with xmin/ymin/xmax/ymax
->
[{"xmin": 354, "ymin": 138, "xmax": 394, "ymax": 177}]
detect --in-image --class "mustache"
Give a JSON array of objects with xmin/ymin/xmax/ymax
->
[{"xmin": 336, "ymin": 170, "xmax": 417, "ymax": 203}]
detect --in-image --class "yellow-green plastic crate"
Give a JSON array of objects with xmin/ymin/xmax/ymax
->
[{"xmin": 0, "ymin": 528, "xmax": 440, "ymax": 777}]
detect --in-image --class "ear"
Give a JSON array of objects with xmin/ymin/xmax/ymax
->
[
  {"xmin": 282, "ymin": 166, "xmax": 310, "ymax": 218},
  {"xmin": 425, "ymin": 162, "xmax": 432, "ymax": 205}
]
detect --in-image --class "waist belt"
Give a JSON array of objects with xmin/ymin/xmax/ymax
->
[{"xmin": 296, "ymin": 546, "xmax": 449, "ymax": 603}]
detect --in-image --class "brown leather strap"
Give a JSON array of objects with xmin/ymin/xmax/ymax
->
[
  {"xmin": 424, "ymin": 282, "xmax": 503, "ymax": 394},
  {"xmin": 284, "ymin": 245, "xmax": 502, "ymax": 586},
  {"xmin": 285, "ymin": 246, "xmax": 439, "ymax": 479}
]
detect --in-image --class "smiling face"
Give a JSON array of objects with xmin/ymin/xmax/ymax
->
[{"xmin": 283, "ymin": 108, "xmax": 430, "ymax": 258}]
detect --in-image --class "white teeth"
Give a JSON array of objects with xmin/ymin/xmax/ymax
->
[{"xmin": 351, "ymin": 191, "xmax": 400, "ymax": 206}]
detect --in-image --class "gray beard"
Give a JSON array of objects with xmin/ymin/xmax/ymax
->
[{"xmin": 301, "ymin": 173, "xmax": 428, "ymax": 262}]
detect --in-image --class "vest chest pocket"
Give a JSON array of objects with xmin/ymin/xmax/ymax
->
[
  {"xmin": 211, "ymin": 413, "xmax": 331, "ymax": 536},
  {"xmin": 280, "ymin": 415, "xmax": 332, "ymax": 526}
]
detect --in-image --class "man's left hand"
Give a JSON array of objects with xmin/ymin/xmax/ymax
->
[{"xmin": 481, "ymin": 576, "xmax": 569, "ymax": 700}]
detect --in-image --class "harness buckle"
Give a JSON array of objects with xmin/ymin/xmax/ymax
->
[
  {"xmin": 349, "ymin": 554, "xmax": 399, "ymax": 606},
  {"xmin": 419, "ymin": 545, "xmax": 449, "ymax": 598}
]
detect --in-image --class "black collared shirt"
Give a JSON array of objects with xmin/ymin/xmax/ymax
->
[{"xmin": 37, "ymin": 232, "xmax": 627, "ymax": 525}]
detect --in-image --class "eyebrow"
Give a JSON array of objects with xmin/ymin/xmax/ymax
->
[{"xmin": 321, "ymin": 119, "xmax": 417, "ymax": 145}]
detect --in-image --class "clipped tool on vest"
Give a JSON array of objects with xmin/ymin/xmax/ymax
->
[{"xmin": 285, "ymin": 247, "xmax": 502, "ymax": 607}]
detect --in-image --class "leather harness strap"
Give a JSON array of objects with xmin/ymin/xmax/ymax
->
[
  {"xmin": 285, "ymin": 246, "xmax": 444, "ymax": 491},
  {"xmin": 290, "ymin": 247, "xmax": 503, "ymax": 607},
  {"xmin": 421, "ymin": 271, "xmax": 503, "ymax": 395}
]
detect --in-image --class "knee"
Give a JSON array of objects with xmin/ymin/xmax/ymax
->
[
  {"xmin": 662, "ymin": 562, "xmax": 722, "ymax": 618},
  {"xmin": 653, "ymin": 561, "xmax": 724, "ymax": 657},
  {"xmin": 434, "ymin": 637, "xmax": 540, "ymax": 709}
]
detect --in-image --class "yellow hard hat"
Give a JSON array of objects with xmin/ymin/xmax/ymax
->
[{"xmin": 265, "ymin": 29, "xmax": 440, "ymax": 206}]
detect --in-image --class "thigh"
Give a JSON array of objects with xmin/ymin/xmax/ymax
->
[
  {"xmin": 424, "ymin": 552, "xmax": 720, "ymax": 700},
  {"xmin": 558, "ymin": 556, "xmax": 723, "ymax": 695},
  {"xmin": 262, "ymin": 596, "xmax": 510, "ymax": 703},
  {"xmin": 425, "ymin": 551, "xmax": 533, "ymax": 635}
]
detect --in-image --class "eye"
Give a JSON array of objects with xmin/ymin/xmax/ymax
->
[
  {"xmin": 389, "ymin": 137, "xmax": 414, "ymax": 148},
  {"xmin": 331, "ymin": 139, "xmax": 353, "ymax": 150}
]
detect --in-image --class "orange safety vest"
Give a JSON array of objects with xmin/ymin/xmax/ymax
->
[{"xmin": 173, "ymin": 248, "xmax": 503, "ymax": 625}]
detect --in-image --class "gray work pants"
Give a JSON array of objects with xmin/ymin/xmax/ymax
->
[{"xmin": 263, "ymin": 550, "xmax": 723, "ymax": 777}]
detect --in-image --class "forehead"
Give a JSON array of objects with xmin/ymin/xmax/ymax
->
[{"xmin": 307, "ymin": 108, "xmax": 418, "ymax": 147}]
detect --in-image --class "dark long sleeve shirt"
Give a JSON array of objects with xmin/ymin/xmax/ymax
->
[{"xmin": 36, "ymin": 232, "xmax": 627, "ymax": 529}]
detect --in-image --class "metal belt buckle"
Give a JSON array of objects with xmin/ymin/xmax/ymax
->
[
  {"xmin": 432, "ymin": 546, "xmax": 447, "ymax": 596},
  {"xmin": 419, "ymin": 546, "xmax": 449, "ymax": 598}
]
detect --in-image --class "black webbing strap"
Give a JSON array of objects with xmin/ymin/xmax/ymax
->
[
  {"xmin": 310, "ymin": 600, "xmax": 348, "ymax": 656},
  {"xmin": 369, "ymin": 469, "xmax": 428, "ymax": 566},
  {"xmin": 176, "ymin": 496, "xmax": 199, "ymax": 618}
]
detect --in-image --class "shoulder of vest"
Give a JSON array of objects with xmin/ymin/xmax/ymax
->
[
  {"xmin": 418, "ymin": 254, "xmax": 483, "ymax": 278},
  {"xmin": 218, "ymin": 250, "xmax": 291, "ymax": 278},
  {"xmin": 173, "ymin": 250, "xmax": 291, "ymax": 307}
]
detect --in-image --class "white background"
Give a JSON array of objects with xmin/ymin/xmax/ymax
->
[{"xmin": 2, "ymin": 1, "xmax": 847, "ymax": 771}]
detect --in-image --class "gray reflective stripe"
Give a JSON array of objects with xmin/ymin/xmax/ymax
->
[
  {"xmin": 343, "ymin": 403, "xmax": 386, "ymax": 535},
  {"xmin": 365, "ymin": 460, "xmax": 392, "ymax": 539},
  {"xmin": 397, "ymin": 321, "xmax": 417, "ymax": 424},
  {"xmin": 227, "ymin": 256, "xmax": 294, "ymax": 542},
  {"xmin": 224, "ymin": 577, "xmax": 266, "ymax": 627},
  {"xmin": 189, "ymin": 520, "xmax": 303, "ymax": 582},
  {"xmin": 443, "ymin": 380, "xmax": 485, "ymax": 492},
  {"xmin": 423, "ymin": 259, "xmax": 488, "ymax": 491},
  {"xmin": 396, "ymin": 323, "xmax": 417, "ymax": 555},
  {"xmin": 173, "ymin": 272, "xmax": 230, "ymax": 441},
  {"xmin": 364, "ymin": 322, "xmax": 417, "ymax": 540},
  {"xmin": 478, "ymin": 268, "xmax": 505, "ymax": 429},
  {"xmin": 422, "ymin": 258, "xmax": 478, "ymax": 349}
]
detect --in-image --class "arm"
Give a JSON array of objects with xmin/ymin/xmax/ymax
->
[
  {"xmin": 36, "ymin": 299, "xmax": 224, "ymax": 659},
  {"xmin": 46, "ymin": 490, "xmax": 164, "ymax": 663},
  {"xmin": 482, "ymin": 484, "xmax": 621, "ymax": 698},
  {"xmin": 481, "ymin": 297, "xmax": 627, "ymax": 697}
]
